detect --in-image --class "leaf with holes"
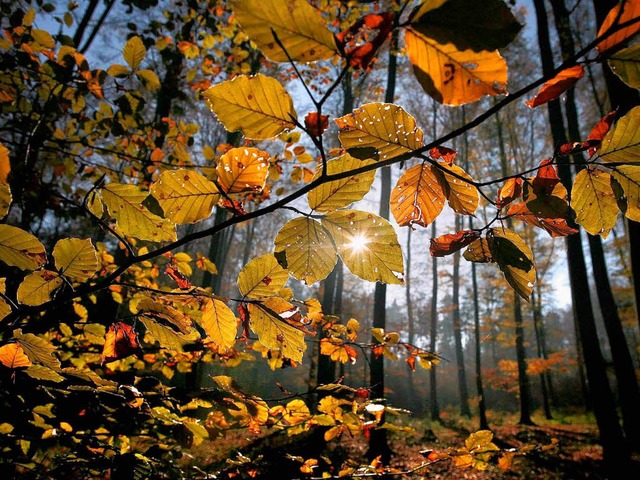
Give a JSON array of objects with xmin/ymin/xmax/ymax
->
[
  {"xmin": 0, "ymin": 225, "xmax": 47, "ymax": 270},
  {"xmin": 101, "ymin": 322, "xmax": 140, "ymax": 364},
  {"xmin": 322, "ymin": 210, "xmax": 404, "ymax": 284},
  {"xmin": 238, "ymin": 253, "xmax": 289, "ymax": 298},
  {"xmin": 308, "ymin": 155, "xmax": 376, "ymax": 212},
  {"xmin": 17, "ymin": 271, "xmax": 63, "ymax": 306},
  {"xmin": 231, "ymin": 0, "xmax": 338, "ymax": 63},
  {"xmin": 571, "ymin": 168, "xmax": 618, "ymax": 238},
  {"xmin": 216, "ymin": 147, "xmax": 270, "ymax": 194},
  {"xmin": 404, "ymin": 28, "xmax": 508, "ymax": 106},
  {"xmin": 596, "ymin": 0, "xmax": 640, "ymax": 54},
  {"xmin": 150, "ymin": 170, "xmax": 220, "ymax": 224},
  {"xmin": 336, "ymin": 103, "xmax": 424, "ymax": 162},
  {"xmin": 198, "ymin": 298, "xmax": 238, "ymax": 352},
  {"xmin": 53, "ymin": 238, "xmax": 98, "ymax": 282},
  {"xmin": 598, "ymin": 106, "xmax": 640, "ymax": 163},
  {"xmin": 463, "ymin": 238, "xmax": 493, "ymax": 263},
  {"xmin": 204, "ymin": 74, "xmax": 296, "ymax": 140},
  {"xmin": 101, "ymin": 183, "xmax": 176, "ymax": 242},
  {"xmin": 274, "ymin": 216, "xmax": 337, "ymax": 285},
  {"xmin": 488, "ymin": 227, "xmax": 535, "ymax": 301},
  {"xmin": 390, "ymin": 163, "xmax": 446, "ymax": 227},
  {"xmin": 248, "ymin": 298, "xmax": 306, "ymax": 363}
]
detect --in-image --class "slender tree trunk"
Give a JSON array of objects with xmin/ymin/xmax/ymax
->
[
  {"xmin": 429, "ymin": 219, "xmax": 440, "ymax": 423},
  {"xmin": 405, "ymin": 228, "xmax": 420, "ymax": 414},
  {"xmin": 531, "ymin": 286, "xmax": 553, "ymax": 420},
  {"xmin": 534, "ymin": 0, "xmax": 631, "ymax": 471}
]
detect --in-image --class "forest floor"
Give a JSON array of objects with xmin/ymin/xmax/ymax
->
[{"xmin": 184, "ymin": 409, "xmax": 640, "ymax": 479}]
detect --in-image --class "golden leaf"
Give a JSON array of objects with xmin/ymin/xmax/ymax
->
[
  {"xmin": 571, "ymin": 168, "xmax": 618, "ymax": 238},
  {"xmin": 17, "ymin": 271, "xmax": 63, "ymax": 306},
  {"xmin": 122, "ymin": 36, "xmax": 146, "ymax": 70},
  {"xmin": 237, "ymin": 253, "xmax": 289, "ymax": 298},
  {"xmin": 390, "ymin": 163, "xmax": 445, "ymax": 227},
  {"xmin": 598, "ymin": 106, "xmax": 640, "ymax": 163},
  {"xmin": 0, "ymin": 343, "xmax": 31, "ymax": 368},
  {"xmin": 0, "ymin": 225, "xmax": 47, "ymax": 270},
  {"xmin": 52, "ymin": 238, "xmax": 98, "ymax": 282},
  {"xmin": 216, "ymin": 147, "xmax": 270, "ymax": 194},
  {"xmin": 198, "ymin": 298, "xmax": 238, "ymax": 351}
]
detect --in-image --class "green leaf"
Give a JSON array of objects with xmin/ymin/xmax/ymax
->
[
  {"xmin": 123, "ymin": 36, "xmax": 146, "ymax": 70},
  {"xmin": 101, "ymin": 183, "xmax": 177, "ymax": 242},
  {"xmin": 598, "ymin": 106, "xmax": 640, "ymax": 163},
  {"xmin": 274, "ymin": 217, "xmax": 337, "ymax": 285},
  {"xmin": 0, "ymin": 225, "xmax": 47, "ymax": 270},
  {"xmin": 571, "ymin": 168, "xmax": 618, "ymax": 238},
  {"xmin": 609, "ymin": 45, "xmax": 640, "ymax": 89},
  {"xmin": 409, "ymin": 0, "xmax": 521, "ymax": 52},
  {"xmin": 322, "ymin": 210, "xmax": 404, "ymax": 284},
  {"xmin": 17, "ymin": 271, "xmax": 63, "ymax": 306},
  {"xmin": 488, "ymin": 227, "xmax": 535, "ymax": 301},
  {"xmin": 237, "ymin": 253, "xmax": 289, "ymax": 298},
  {"xmin": 150, "ymin": 170, "xmax": 220, "ymax": 224},
  {"xmin": 53, "ymin": 238, "xmax": 98, "ymax": 282},
  {"xmin": 198, "ymin": 299, "xmax": 238, "ymax": 352},
  {"xmin": 14, "ymin": 329, "xmax": 61, "ymax": 370},
  {"xmin": 231, "ymin": 0, "xmax": 338, "ymax": 63},
  {"xmin": 248, "ymin": 298, "xmax": 306, "ymax": 363},
  {"xmin": 336, "ymin": 103, "xmax": 424, "ymax": 162},
  {"xmin": 204, "ymin": 74, "xmax": 297, "ymax": 140}
]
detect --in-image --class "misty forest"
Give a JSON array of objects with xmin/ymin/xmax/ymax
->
[{"xmin": 1, "ymin": 0, "xmax": 640, "ymax": 478}]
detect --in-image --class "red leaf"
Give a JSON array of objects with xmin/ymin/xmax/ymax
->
[
  {"xmin": 101, "ymin": 322, "xmax": 140, "ymax": 364},
  {"xmin": 587, "ymin": 110, "xmax": 617, "ymax": 157},
  {"xmin": 557, "ymin": 141, "xmax": 595, "ymax": 156},
  {"xmin": 220, "ymin": 197, "xmax": 248, "ymax": 216},
  {"xmin": 304, "ymin": 112, "xmax": 329, "ymax": 137},
  {"xmin": 525, "ymin": 65, "xmax": 585, "ymax": 108},
  {"xmin": 238, "ymin": 303, "xmax": 251, "ymax": 341},
  {"xmin": 336, "ymin": 12, "xmax": 394, "ymax": 70},
  {"xmin": 355, "ymin": 387, "xmax": 369, "ymax": 400},
  {"xmin": 506, "ymin": 202, "xmax": 578, "ymax": 237},
  {"xmin": 165, "ymin": 264, "xmax": 191, "ymax": 289},
  {"xmin": 532, "ymin": 159, "xmax": 560, "ymax": 196},
  {"xmin": 372, "ymin": 345, "xmax": 384, "ymax": 358},
  {"xmin": 429, "ymin": 230, "xmax": 481, "ymax": 257},
  {"xmin": 496, "ymin": 177, "xmax": 523, "ymax": 209},
  {"xmin": 429, "ymin": 146, "xmax": 457, "ymax": 165},
  {"xmin": 406, "ymin": 355, "xmax": 416, "ymax": 372}
]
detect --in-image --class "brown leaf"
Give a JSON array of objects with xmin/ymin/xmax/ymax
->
[
  {"xmin": 165, "ymin": 264, "xmax": 191, "ymax": 290},
  {"xmin": 429, "ymin": 146, "xmax": 457, "ymax": 165},
  {"xmin": 304, "ymin": 112, "xmax": 329, "ymax": 137},
  {"xmin": 525, "ymin": 65, "xmax": 585, "ymax": 108},
  {"xmin": 532, "ymin": 159, "xmax": 560, "ymax": 196},
  {"xmin": 101, "ymin": 322, "xmax": 140, "ymax": 364},
  {"xmin": 429, "ymin": 230, "xmax": 481, "ymax": 257},
  {"xmin": 506, "ymin": 202, "xmax": 578, "ymax": 237},
  {"xmin": 496, "ymin": 177, "xmax": 523, "ymax": 209}
]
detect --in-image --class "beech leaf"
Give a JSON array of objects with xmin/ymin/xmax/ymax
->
[
  {"xmin": 248, "ymin": 298, "xmax": 306, "ymax": 363},
  {"xmin": 52, "ymin": 238, "xmax": 98, "ymax": 282},
  {"xmin": 525, "ymin": 65, "xmax": 584, "ymax": 108},
  {"xmin": 571, "ymin": 168, "xmax": 618, "ymax": 238},
  {"xmin": 390, "ymin": 163, "xmax": 446, "ymax": 227},
  {"xmin": 216, "ymin": 147, "xmax": 270, "ymax": 194},
  {"xmin": 237, "ymin": 253, "xmax": 289, "ymax": 298},
  {"xmin": 0, "ymin": 225, "xmax": 47, "ymax": 270}
]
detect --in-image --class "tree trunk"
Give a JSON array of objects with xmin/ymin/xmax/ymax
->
[
  {"xmin": 533, "ymin": 0, "xmax": 631, "ymax": 471},
  {"xmin": 531, "ymin": 286, "xmax": 553, "ymax": 420},
  {"xmin": 429, "ymin": 220, "xmax": 441, "ymax": 423},
  {"xmin": 404, "ymin": 228, "xmax": 420, "ymax": 414}
]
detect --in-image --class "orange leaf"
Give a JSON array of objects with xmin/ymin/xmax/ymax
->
[
  {"xmin": 496, "ymin": 177, "xmax": 523, "ymax": 208},
  {"xmin": 101, "ymin": 322, "xmax": 140, "ymax": 364},
  {"xmin": 0, "ymin": 343, "xmax": 32, "ymax": 368},
  {"xmin": 597, "ymin": 0, "xmax": 640, "ymax": 53},
  {"xmin": 532, "ymin": 159, "xmax": 560, "ymax": 196},
  {"xmin": 304, "ymin": 112, "xmax": 329, "ymax": 137},
  {"xmin": 336, "ymin": 12, "xmax": 394, "ymax": 69},
  {"xmin": 587, "ymin": 110, "xmax": 617, "ymax": 157},
  {"xmin": 506, "ymin": 202, "xmax": 578, "ymax": 237},
  {"xmin": 429, "ymin": 230, "xmax": 481, "ymax": 257},
  {"xmin": 525, "ymin": 65, "xmax": 585, "ymax": 108},
  {"xmin": 429, "ymin": 146, "xmax": 457, "ymax": 165},
  {"xmin": 406, "ymin": 355, "xmax": 416, "ymax": 372},
  {"xmin": 165, "ymin": 264, "xmax": 191, "ymax": 289}
]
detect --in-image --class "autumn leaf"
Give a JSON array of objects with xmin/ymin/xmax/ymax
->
[
  {"xmin": 488, "ymin": 227, "xmax": 535, "ymax": 300},
  {"xmin": 101, "ymin": 322, "xmax": 140, "ymax": 364},
  {"xmin": 304, "ymin": 112, "xmax": 329, "ymax": 137},
  {"xmin": 0, "ymin": 343, "xmax": 31, "ymax": 368},
  {"xmin": 587, "ymin": 110, "xmax": 617, "ymax": 157},
  {"xmin": 197, "ymin": 299, "xmax": 237, "ymax": 352},
  {"xmin": 0, "ymin": 182, "xmax": 10, "ymax": 219},
  {"xmin": 122, "ymin": 36, "xmax": 146, "ymax": 70},
  {"xmin": 237, "ymin": 253, "xmax": 290, "ymax": 298},
  {"xmin": 506, "ymin": 202, "xmax": 578, "ymax": 237},
  {"xmin": 596, "ymin": 0, "xmax": 640, "ymax": 54},
  {"xmin": 336, "ymin": 12, "xmax": 394, "ymax": 70},
  {"xmin": 335, "ymin": 103, "xmax": 424, "ymax": 162},
  {"xmin": 609, "ymin": 165, "xmax": 640, "ymax": 221},
  {"xmin": 0, "ymin": 142, "xmax": 10, "ymax": 183},
  {"xmin": 598, "ymin": 106, "xmax": 640, "ymax": 163},
  {"xmin": 435, "ymin": 163, "xmax": 479, "ymax": 215},
  {"xmin": 525, "ymin": 65, "xmax": 584, "ymax": 108},
  {"xmin": 165, "ymin": 264, "xmax": 191, "ymax": 289},
  {"xmin": 216, "ymin": 147, "xmax": 269, "ymax": 194},
  {"xmin": 390, "ymin": 163, "xmax": 445, "ymax": 227},
  {"xmin": 52, "ymin": 238, "xmax": 98, "ymax": 282},
  {"xmin": 429, "ymin": 146, "xmax": 457, "ymax": 165},
  {"xmin": 101, "ymin": 183, "xmax": 177, "ymax": 242},
  {"xmin": 571, "ymin": 168, "xmax": 618, "ymax": 238},
  {"xmin": 136, "ymin": 298, "xmax": 192, "ymax": 335},
  {"xmin": 609, "ymin": 45, "xmax": 640, "ymax": 89},
  {"xmin": 150, "ymin": 169, "xmax": 220, "ymax": 224},
  {"xmin": 496, "ymin": 177, "xmax": 523, "ymax": 208},
  {"xmin": 430, "ymin": 230, "xmax": 481, "ymax": 257},
  {"xmin": 320, "ymin": 338, "xmax": 357, "ymax": 364},
  {"xmin": 463, "ymin": 238, "xmax": 493, "ymax": 263},
  {"xmin": 204, "ymin": 74, "xmax": 297, "ymax": 140},
  {"xmin": 274, "ymin": 217, "xmax": 337, "ymax": 285},
  {"xmin": 532, "ymin": 159, "xmax": 560, "ymax": 196},
  {"xmin": 0, "ymin": 224, "xmax": 47, "ymax": 270},
  {"xmin": 14, "ymin": 329, "xmax": 60, "ymax": 370},
  {"xmin": 17, "ymin": 270, "xmax": 63, "ymax": 306},
  {"xmin": 231, "ymin": 0, "xmax": 338, "ymax": 63},
  {"xmin": 307, "ymin": 155, "xmax": 376, "ymax": 212},
  {"xmin": 322, "ymin": 210, "xmax": 404, "ymax": 284},
  {"xmin": 404, "ymin": 27, "xmax": 508, "ymax": 106}
]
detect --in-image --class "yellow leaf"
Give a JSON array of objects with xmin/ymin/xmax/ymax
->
[
  {"xmin": 101, "ymin": 183, "xmax": 177, "ymax": 242},
  {"xmin": 282, "ymin": 399, "xmax": 311, "ymax": 425},
  {"xmin": 248, "ymin": 297, "xmax": 306, "ymax": 362},
  {"xmin": 0, "ymin": 142, "xmax": 10, "ymax": 183},
  {"xmin": 198, "ymin": 298, "xmax": 237, "ymax": 351},
  {"xmin": 136, "ymin": 298, "xmax": 191, "ymax": 335},
  {"xmin": 140, "ymin": 316, "xmax": 197, "ymax": 352},
  {"xmin": 216, "ymin": 147, "xmax": 270, "ymax": 194},
  {"xmin": 204, "ymin": 74, "xmax": 297, "ymax": 140},
  {"xmin": 571, "ymin": 168, "xmax": 618, "ymax": 238},
  {"xmin": 390, "ymin": 163, "xmax": 446, "ymax": 227},
  {"xmin": 308, "ymin": 155, "xmax": 376, "ymax": 212},
  {"xmin": 52, "ymin": 238, "xmax": 98, "ymax": 282},
  {"xmin": 237, "ymin": 253, "xmax": 289, "ymax": 298},
  {"xmin": 107, "ymin": 64, "xmax": 131, "ymax": 78},
  {"xmin": 436, "ymin": 163, "xmax": 478, "ymax": 215},
  {"xmin": 489, "ymin": 227, "xmax": 535, "ymax": 301},
  {"xmin": 463, "ymin": 238, "xmax": 492, "ymax": 263},
  {"xmin": 0, "ymin": 297, "xmax": 10, "ymax": 321},
  {"xmin": 123, "ymin": 36, "xmax": 146, "ymax": 70},
  {"xmin": 17, "ymin": 271, "xmax": 63, "ymax": 306},
  {"xmin": 13, "ymin": 329, "xmax": 60, "ymax": 370},
  {"xmin": 0, "ymin": 343, "xmax": 31, "ymax": 368},
  {"xmin": 32, "ymin": 29, "xmax": 55, "ymax": 49},
  {"xmin": 336, "ymin": 103, "xmax": 424, "ymax": 162},
  {"xmin": 0, "ymin": 181, "xmax": 11, "ymax": 218},
  {"xmin": 150, "ymin": 170, "xmax": 219, "ymax": 224},
  {"xmin": 404, "ymin": 28, "xmax": 508, "ymax": 106},
  {"xmin": 609, "ymin": 45, "xmax": 640, "ymax": 89},
  {"xmin": 23, "ymin": 7, "xmax": 36, "ymax": 27},
  {"xmin": 322, "ymin": 210, "xmax": 404, "ymax": 284},
  {"xmin": 610, "ymin": 164, "xmax": 640, "ymax": 221},
  {"xmin": 231, "ymin": 0, "xmax": 338, "ymax": 63},
  {"xmin": 136, "ymin": 69, "xmax": 160, "ymax": 90},
  {"xmin": 598, "ymin": 106, "xmax": 640, "ymax": 163},
  {"xmin": 274, "ymin": 217, "xmax": 337, "ymax": 285},
  {"xmin": 0, "ymin": 225, "xmax": 47, "ymax": 270}
]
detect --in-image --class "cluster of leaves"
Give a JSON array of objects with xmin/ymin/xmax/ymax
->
[{"xmin": 0, "ymin": 0, "xmax": 639, "ymax": 477}]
